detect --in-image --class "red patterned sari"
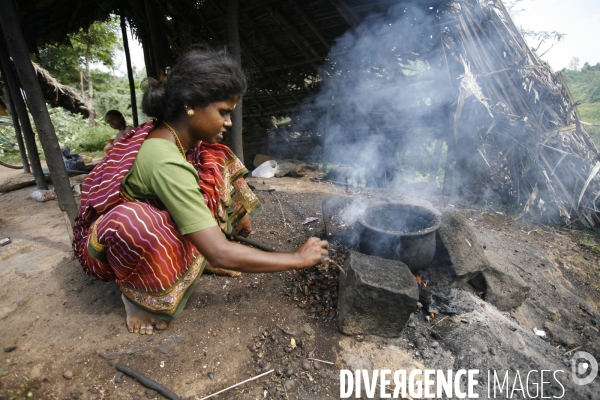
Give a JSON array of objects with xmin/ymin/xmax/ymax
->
[{"xmin": 72, "ymin": 120, "xmax": 261, "ymax": 319}]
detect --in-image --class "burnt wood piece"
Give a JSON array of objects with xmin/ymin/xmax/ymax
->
[{"xmin": 116, "ymin": 364, "xmax": 182, "ymax": 400}]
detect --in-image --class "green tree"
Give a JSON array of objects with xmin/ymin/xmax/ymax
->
[{"xmin": 36, "ymin": 18, "xmax": 122, "ymax": 124}]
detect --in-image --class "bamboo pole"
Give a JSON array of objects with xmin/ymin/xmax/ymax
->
[
  {"xmin": 228, "ymin": 0, "xmax": 244, "ymax": 163},
  {"xmin": 0, "ymin": 0, "xmax": 77, "ymax": 223},
  {"xmin": 120, "ymin": 12, "xmax": 139, "ymax": 127},
  {"xmin": 0, "ymin": 34, "xmax": 46, "ymax": 185}
]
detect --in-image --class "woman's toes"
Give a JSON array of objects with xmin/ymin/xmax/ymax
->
[
  {"xmin": 155, "ymin": 320, "xmax": 168, "ymax": 331},
  {"xmin": 140, "ymin": 325, "xmax": 147, "ymax": 335}
]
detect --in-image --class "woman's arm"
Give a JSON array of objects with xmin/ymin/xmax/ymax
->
[{"xmin": 186, "ymin": 226, "xmax": 328, "ymax": 273}]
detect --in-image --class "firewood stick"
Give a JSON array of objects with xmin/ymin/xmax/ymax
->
[
  {"xmin": 198, "ymin": 369, "xmax": 274, "ymax": 400},
  {"xmin": 116, "ymin": 363, "xmax": 182, "ymax": 400},
  {"xmin": 230, "ymin": 235, "xmax": 275, "ymax": 252}
]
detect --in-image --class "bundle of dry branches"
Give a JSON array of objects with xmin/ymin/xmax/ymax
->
[{"xmin": 446, "ymin": 0, "xmax": 600, "ymax": 227}]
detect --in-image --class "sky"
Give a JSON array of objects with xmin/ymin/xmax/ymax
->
[
  {"xmin": 116, "ymin": 0, "xmax": 600, "ymax": 74},
  {"xmin": 510, "ymin": 0, "xmax": 600, "ymax": 70}
]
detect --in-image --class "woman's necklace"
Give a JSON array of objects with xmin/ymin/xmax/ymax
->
[{"xmin": 162, "ymin": 121, "xmax": 186, "ymax": 157}]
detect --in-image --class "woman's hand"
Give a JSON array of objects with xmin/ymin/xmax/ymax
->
[
  {"xmin": 293, "ymin": 237, "xmax": 329, "ymax": 269},
  {"xmin": 232, "ymin": 214, "xmax": 252, "ymax": 238},
  {"xmin": 187, "ymin": 227, "xmax": 329, "ymax": 273}
]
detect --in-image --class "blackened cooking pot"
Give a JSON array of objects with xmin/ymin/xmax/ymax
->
[{"xmin": 358, "ymin": 202, "xmax": 441, "ymax": 272}]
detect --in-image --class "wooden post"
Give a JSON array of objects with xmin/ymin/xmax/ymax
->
[
  {"xmin": 0, "ymin": 35, "xmax": 46, "ymax": 185},
  {"xmin": 144, "ymin": 0, "xmax": 165, "ymax": 80},
  {"xmin": 121, "ymin": 12, "xmax": 139, "ymax": 127},
  {"xmin": 228, "ymin": 0, "xmax": 244, "ymax": 163},
  {"xmin": 1, "ymin": 73, "xmax": 29, "ymax": 172},
  {"xmin": 0, "ymin": 0, "xmax": 78, "ymax": 224}
]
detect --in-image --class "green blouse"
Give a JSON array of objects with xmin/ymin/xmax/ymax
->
[{"xmin": 121, "ymin": 138, "xmax": 217, "ymax": 235}]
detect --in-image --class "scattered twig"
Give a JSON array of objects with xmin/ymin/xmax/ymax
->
[
  {"xmin": 197, "ymin": 369, "xmax": 274, "ymax": 400},
  {"xmin": 307, "ymin": 357, "xmax": 335, "ymax": 365},
  {"xmin": 565, "ymin": 346, "xmax": 582, "ymax": 356},
  {"xmin": 228, "ymin": 300, "xmax": 243, "ymax": 312},
  {"xmin": 271, "ymin": 193, "xmax": 290, "ymax": 229},
  {"xmin": 116, "ymin": 364, "xmax": 182, "ymax": 400},
  {"xmin": 430, "ymin": 315, "xmax": 450, "ymax": 328}
]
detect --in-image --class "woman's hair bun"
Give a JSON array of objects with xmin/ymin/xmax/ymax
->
[{"xmin": 141, "ymin": 77, "xmax": 167, "ymax": 119}]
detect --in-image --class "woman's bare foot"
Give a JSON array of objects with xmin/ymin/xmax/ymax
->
[
  {"xmin": 204, "ymin": 261, "xmax": 241, "ymax": 277},
  {"xmin": 121, "ymin": 294, "xmax": 168, "ymax": 335}
]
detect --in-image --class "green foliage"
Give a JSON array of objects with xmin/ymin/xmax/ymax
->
[
  {"xmin": 36, "ymin": 43, "xmax": 81, "ymax": 86},
  {"xmin": 31, "ymin": 16, "xmax": 148, "ymax": 154},
  {"xmin": 47, "ymin": 108, "xmax": 113, "ymax": 153},
  {"xmin": 36, "ymin": 18, "xmax": 122, "ymax": 88},
  {"xmin": 563, "ymin": 63, "xmax": 600, "ymax": 104},
  {"xmin": 92, "ymin": 67, "xmax": 148, "ymax": 124},
  {"xmin": 563, "ymin": 64, "xmax": 600, "ymax": 146}
]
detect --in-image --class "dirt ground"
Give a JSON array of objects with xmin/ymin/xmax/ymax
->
[{"xmin": 1, "ymin": 166, "xmax": 599, "ymax": 399}]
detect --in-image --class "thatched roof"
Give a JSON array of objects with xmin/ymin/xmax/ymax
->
[{"xmin": 15, "ymin": 0, "xmax": 404, "ymax": 118}]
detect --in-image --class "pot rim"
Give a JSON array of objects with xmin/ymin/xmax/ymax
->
[{"xmin": 358, "ymin": 202, "xmax": 441, "ymax": 237}]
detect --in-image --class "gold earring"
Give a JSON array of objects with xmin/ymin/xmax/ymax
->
[{"xmin": 187, "ymin": 109, "xmax": 195, "ymax": 117}]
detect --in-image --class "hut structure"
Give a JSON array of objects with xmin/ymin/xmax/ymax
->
[{"xmin": 3, "ymin": 0, "xmax": 600, "ymax": 228}]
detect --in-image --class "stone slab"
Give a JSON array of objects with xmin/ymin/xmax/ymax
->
[
  {"xmin": 438, "ymin": 211, "xmax": 530, "ymax": 311},
  {"xmin": 437, "ymin": 212, "xmax": 489, "ymax": 287},
  {"xmin": 338, "ymin": 251, "xmax": 419, "ymax": 337}
]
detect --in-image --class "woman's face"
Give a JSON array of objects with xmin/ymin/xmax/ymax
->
[
  {"xmin": 106, "ymin": 115, "xmax": 124, "ymax": 130},
  {"xmin": 188, "ymin": 96, "xmax": 239, "ymax": 144}
]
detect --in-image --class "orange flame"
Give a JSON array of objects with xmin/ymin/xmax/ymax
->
[{"xmin": 430, "ymin": 312, "xmax": 436, "ymax": 319}]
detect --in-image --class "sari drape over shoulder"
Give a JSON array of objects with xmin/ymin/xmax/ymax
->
[{"xmin": 72, "ymin": 120, "xmax": 261, "ymax": 319}]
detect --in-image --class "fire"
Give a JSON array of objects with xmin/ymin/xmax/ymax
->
[
  {"xmin": 430, "ymin": 312, "xmax": 436, "ymax": 319},
  {"xmin": 414, "ymin": 275, "xmax": 427, "ymax": 287}
]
